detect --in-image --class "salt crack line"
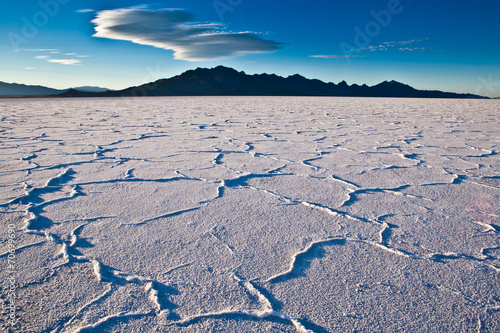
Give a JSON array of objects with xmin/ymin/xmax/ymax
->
[
  {"xmin": 89, "ymin": 258, "xmax": 191, "ymax": 318},
  {"xmin": 77, "ymin": 175, "xmax": 197, "ymax": 186},
  {"xmin": 245, "ymin": 184, "xmax": 379, "ymax": 226},
  {"xmin": 91, "ymin": 259, "xmax": 141, "ymax": 284},
  {"xmin": 300, "ymin": 156, "xmax": 323, "ymax": 171},
  {"xmin": 300, "ymin": 201, "xmax": 380, "ymax": 225},
  {"xmin": 358, "ymin": 240, "xmax": 427, "ymax": 260},
  {"xmin": 378, "ymin": 222, "xmax": 391, "ymax": 244},
  {"xmin": 174, "ymin": 274, "xmax": 314, "ymax": 333},
  {"xmin": 394, "ymin": 152, "xmax": 425, "ymax": 166},
  {"xmin": 1, "ymin": 168, "xmax": 74, "ymax": 207},
  {"xmin": 464, "ymin": 148, "xmax": 498, "ymax": 158},
  {"xmin": 20, "ymin": 153, "xmax": 37, "ymax": 161},
  {"xmin": 145, "ymin": 281, "xmax": 164, "ymax": 313},
  {"xmin": 73, "ymin": 311, "xmax": 154, "ymax": 333},
  {"xmin": 485, "ymin": 264, "xmax": 500, "ymax": 273},
  {"xmin": 467, "ymin": 180, "xmax": 500, "ymax": 190},
  {"xmin": 52, "ymin": 284, "xmax": 116, "ymax": 333},
  {"xmin": 442, "ymin": 169, "xmax": 467, "ymax": 185},
  {"xmin": 470, "ymin": 220, "xmax": 499, "ymax": 233},
  {"xmin": 480, "ymin": 246, "xmax": 500, "ymax": 260},
  {"xmin": 45, "ymin": 168, "xmax": 73, "ymax": 187},
  {"xmin": 356, "ymin": 239, "xmax": 500, "ymax": 272},
  {"xmin": 342, "ymin": 185, "xmax": 434, "ymax": 207},
  {"xmin": 70, "ymin": 224, "xmax": 88, "ymax": 247},
  {"xmin": 266, "ymin": 238, "xmax": 346, "ymax": 283},
  {"xmin": 330, "ymin": 174, "xmax": 360, "ymax": 188},
  {"xmin": 210, "ymin": 232, "xmax": 235, "ymax": 255},
  {"xmin": 212, "ymin": 153, "xmax": 224, "ymax": 165},
  {"xmin": 124, "ymin": 168, "xmax": 134, "ymax": 179},
  {"xmin": 37, "ymin": 185, "xmax": 85, "ymax": 209},
  {"xmin": 0, "ymin": 240, "xmax": 46, "ymax": 258},
  {"xmin": 352, "ymin": 238, "xmax": 476, "ymax": 262},
  {"xmin": 124, "ymin": 206, "xmax": 203, "ymax": 226},
  {"xmin": 163, "ymin": 262, "xmax": 194, "ymax": 276}
]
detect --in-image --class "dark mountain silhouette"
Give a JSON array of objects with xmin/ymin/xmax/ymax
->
[
  {"xmin": 78, "ymin": 66, "xmax": 482, "ymax": 99},
  {"xmin": 0, "ymin": 82, "xmax": 111, "ymax": 97},
  {"xmin": 0, "ymin": 81, "xmax": 66, "ymax": 96},
  {"xmin": 71, "ymin": 86, "xmax": 110, "ymax": 93},
  {"xmin": 4, "ymin": 66, "xmax": 488, "ymax": 98}
]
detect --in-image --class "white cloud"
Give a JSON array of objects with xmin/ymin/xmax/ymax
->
[
  {"xmin": 92, "ymin": 8, "xmax": 281, "ymax": 61},
  {"xmin": 360, "ymin": 39, "xmax": 430, "ymax": 52},
  {"xmin": 310, "ymin": 55, "xmax": 363, "ymax": 59},
  {"xmin": 392, "ymin": 38, "xmax": 429, "ymax": 45},
  {"xmin": 399, "ymin": 47, "xmax": 426, "ymax": 51},
  {"xmin": 77, "ymin": 9, "xmax": 95, "ymax": 13},
  {"xmin": 16, "ymin": 48, "xmax": 59, "ymax": 52},
  {"xmin": 31, "ymin": 50, "xmax": 89, "ymax": 64},
  {"xmin": 47, "ymin": 59, "xmax": 82, "ymax": 65}
]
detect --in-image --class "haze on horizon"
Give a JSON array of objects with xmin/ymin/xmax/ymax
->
[{"xmin": 1, "ymin": 0, "xmax": 500, "ymax": 97}]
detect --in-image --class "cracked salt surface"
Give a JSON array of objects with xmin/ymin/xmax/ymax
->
[{"xmin": 0, "ymin": 96, "xmax": 499, "ymax": 332}]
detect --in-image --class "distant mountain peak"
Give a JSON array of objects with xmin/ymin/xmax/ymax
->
[
  {"xmin": 72, "ymin": 86, "xmax": 110, "ymax": 93},
  {"xmin": 0, "ymin": 81, "xmax": 111, "ymax": 96},
  {"xmin": 0, "ymin": 81, "xmax": 66, "ymax": 96},
  {"xmin": 377, "ymin": 80, "xmax": 407, "ymax": 86},
  {"xmin": 288, "ymin": 73, "xmax": 307, "ymax": 79}
]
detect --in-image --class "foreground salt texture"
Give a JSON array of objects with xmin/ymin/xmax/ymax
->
[{"xmin": 0, "ymin": 97, "xmax": 499, "ymax": 332}]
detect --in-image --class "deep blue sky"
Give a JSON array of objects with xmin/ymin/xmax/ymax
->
[{"xmin": 1, "ymin": 0, "xmax": 499, "ymax": 96}]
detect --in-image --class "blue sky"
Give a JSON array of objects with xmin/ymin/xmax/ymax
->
[{"xmin": 1, "ymin": 0, "xmax": 499, "ymax": 96}]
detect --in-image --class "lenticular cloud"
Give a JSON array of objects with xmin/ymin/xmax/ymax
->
[{"xmin": 92, "ymin": 8, "xmax": 281, "ymax": 61}]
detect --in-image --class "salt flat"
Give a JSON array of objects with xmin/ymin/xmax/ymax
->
[{"xmin": 0, "ymin": 96, "xmax": 499, "ymax": 332}]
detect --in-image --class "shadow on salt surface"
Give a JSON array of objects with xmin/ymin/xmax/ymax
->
[
  {"xmin": 267, "ymin": 238, "xmax": 347, "ymax": 284},
  {"xmin": 173, "ymin": 312, "xmax": 302, "ymax": 330},
  {"xmin": 75, "ymin": 313, "xmax": 157, "ymax": 333},
  {"xmin": 3, "ymin": 168, "xmax": 76, "ymax": 207}
]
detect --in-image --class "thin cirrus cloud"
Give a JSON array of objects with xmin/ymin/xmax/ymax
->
[
  {"xmin": 31, "ymin": 49, "xmax": 88, "ymax": 65},
  {"xmin": 310, "ymin": 55, "xmax": 363, "ymax": 59},
  {"xmin": 34, "ymin": 55, "xmax": 83, "ymax": 65},
  {"xmin": 91, "ymin": 7, "xmax": 282, "ymax": 61},
  {"xmin": 312, "ymin": 39, "xmax": 429, "ymax": 59},
  {"xmin": 359, "ymin": 39, "xmax": 430, "ymax": 52},
  {"xmin": 47, "ymin": 59, "xmax": 82, "ymax": 65}
]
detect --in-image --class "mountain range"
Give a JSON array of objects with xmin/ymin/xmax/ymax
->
[
  {"xmin": 0, "ymin": 82, "xmax": 109, "ymax": 96},
  {"xmin": 2, "ymin": 66, "xmax": 489, "ymax": 99}
]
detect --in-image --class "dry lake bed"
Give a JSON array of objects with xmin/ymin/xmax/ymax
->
[{"xmin": 1, "ymin": 96, "xmax": 499, "ymax": 332}]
